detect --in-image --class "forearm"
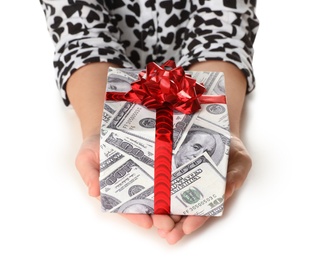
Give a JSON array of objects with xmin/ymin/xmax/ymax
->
[
  {"xmin": 66, "ymin": 62, "xmax": 118, "ymax": 139},
  {"xmin": 189, "ymin": 61, "xmax": 247, "ymax": 138},
  {"xmin": 67, "ymin": 61, "xmax": 247, "ymax": 140}
]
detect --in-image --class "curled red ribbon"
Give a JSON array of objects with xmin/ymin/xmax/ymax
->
[
  {"xmin": 106, "ymin": 60, "xmax": 226, "ymax": 215},
  {"xmin": 119, "ymin": 60, "xmax": 206, "ymax": 114}
]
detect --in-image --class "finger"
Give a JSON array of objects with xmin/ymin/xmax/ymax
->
[
  {"xmin": 120, "ymin": 214, "xmax": 153, "ymax": 229},
  {"xmin": 86, "ymin": 170, "xmax": 100, "ymax": 197},
  {"xmin": 75, "ymin": 149, "xmax": 100, "ymax": 197},
  {"xmin": 152, "ymin": 214, "xmax": 175, "ymax": 231},
  {"xmin": 163, "ymin": 217, "xmax": 186, "ymax": 245},
  {"xmin": 156, "ymin": 215, "xmax": 182, "ymax": 238},
  {"xmin": 224, "ymin": 180, "xmax": 235, "ymax": 201},
  {"xmin": 182, "ymin": 216, "xmax": 210, "ymax": 235},
  {"xmin": 157, "ymin": 228, "xmax": 169, "ymax": 238},
  {"xmin": 171, "ymin": 215, "xmax": 182, "ymax": 223},
  {"xmin": 225, "ymin": 138, "xmax": 252, "ymax": 200},
  {"xmin": 226, "ymin": 157, "xmax": 252, "ymax": 200}
]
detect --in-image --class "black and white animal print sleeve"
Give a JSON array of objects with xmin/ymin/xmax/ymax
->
[{"xmin": 40, "ymin": 0, "xmax": 259, "ymax": 106}]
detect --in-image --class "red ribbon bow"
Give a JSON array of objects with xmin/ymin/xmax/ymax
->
[
  {"xmin": 106, "ymin": 60, "xmax": 226, "ymax": 215},
  {"xmin": 119, "ymin": 60, "xmax": 206, "ymax": 114}
]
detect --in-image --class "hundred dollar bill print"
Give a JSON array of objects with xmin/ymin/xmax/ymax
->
[
  {"xmin": 99, "ymin": 67, "xmax": 230, "ymax": 216},
  {"xmin": 171, "ymin": 153, "xmax": 225, "ymax": 216}
]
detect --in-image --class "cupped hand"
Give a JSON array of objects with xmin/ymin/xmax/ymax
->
[
  {"xmin": 74, "ymin": 134, "xmax": 251, "ymax": 245},
  {"xmin": 74, "ymin": 135, "xmax": 179, "ymax": 230},
  {"xmin": 157, "ymin": 135, "xmax": 252, "ymax": 244}
]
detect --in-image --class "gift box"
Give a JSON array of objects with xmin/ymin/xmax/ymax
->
[{"xmin": 99, "ymin": 60, "xmax": 230, "ymax": 216}]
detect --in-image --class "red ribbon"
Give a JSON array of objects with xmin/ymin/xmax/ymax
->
[{"xmin": 106, "ymin": 60, "xmax": 226, "ymax": 214}]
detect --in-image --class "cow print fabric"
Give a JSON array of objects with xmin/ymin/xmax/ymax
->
[{"xmin": 40, "ymin": 0, "xmax": 259, "ymax": 106}]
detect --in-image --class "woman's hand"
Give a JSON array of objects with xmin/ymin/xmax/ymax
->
[
  {"xmin": 74, "ymin": 134, "xmax": 181, "ymax": 231},
  {"xmin": 156, "ymin": 135, "xmax": 252, "ymax": 244}
]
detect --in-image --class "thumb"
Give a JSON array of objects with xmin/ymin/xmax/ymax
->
[
  {"xmin": 75, "ymin": 149, "xmax": 101, "ymax": 197},
  {"xmin": 225, "ymin": 138, "xmax": 252, "ymax": 201}
]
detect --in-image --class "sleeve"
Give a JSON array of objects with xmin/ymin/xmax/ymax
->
[
  {"xmin": 39, "ymin": 0, "xmax": 134, "ymax": 106},
  {"xmin": 223, "ymin": 0, "xmax": 260, "ymax": 94},
  {"xmin": 179, "ymin": 0, "xmax": 260, "ymax": 94},
  {"xmin": 219, "ymin": 0, "xmax": 260, "ymax": 94}
]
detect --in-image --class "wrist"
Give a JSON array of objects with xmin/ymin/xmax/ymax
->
[
  {"xmin": 81, "ymin": 123, "xmax": 101, "ymax": 140},
  {"xmin": 66, "ymin": 62, "xmax": 118, "ymax": 140}
]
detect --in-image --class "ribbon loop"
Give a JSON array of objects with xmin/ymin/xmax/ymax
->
[{"xmin": 122, "ymin": 60, "xmax": 208, "ymax": 114}]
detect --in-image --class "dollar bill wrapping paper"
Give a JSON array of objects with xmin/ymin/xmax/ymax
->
[{"xmin": 99, "ymin": 61, "xmax": 230, "ymax": 216}]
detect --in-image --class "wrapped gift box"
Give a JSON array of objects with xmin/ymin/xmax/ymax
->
[{"xmin": 99, "ymin": 61, "xmax": 230, "ymax": 216}]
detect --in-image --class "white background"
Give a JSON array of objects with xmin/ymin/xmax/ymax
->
[{"xmin": 1, "ymin": 1, "xmax": 320, "ymax": 259}]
